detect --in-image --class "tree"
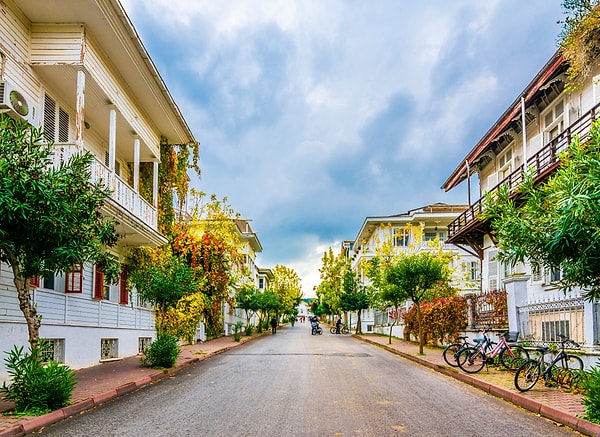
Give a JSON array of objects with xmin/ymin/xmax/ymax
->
[
  {"xmin": 482, "ymin": 119, "xmax": 600, "ymax": 300},
  {"xmin": 0, "ymin": 117, "xmax": 119, "ymax": 351},
  {"xmin": 235, "ymin": 283, "xmax": 260, "ymax": 326},
  {"xmin": 270, "ymin": 264, "xmax": 303, "ymax": 318},
  {"xmin": 339, "ymin": 265, "xmax": 371, "ymax": 334},
  {"xmin": 316, "ymin": 247, "xmax": 346, "ymax": 317},
  {"xmin": 382, "ymin": 252, "xmax": 450, "ymax": 354}
]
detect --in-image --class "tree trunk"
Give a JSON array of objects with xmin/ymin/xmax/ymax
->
[
  {"xmin": 416, "ymin": 301, "xmax": 424, "ymax": 354},
  {"xmin": 6, "ymin": 251, "xmax": 41, "ymax": 351},
  {"xmin": 388, "ymin": 306, "xmax": 398, "ymax": 345},
  {"xmin": 356, "ymin": 309, "xmax": 362, "ymax": 334}
]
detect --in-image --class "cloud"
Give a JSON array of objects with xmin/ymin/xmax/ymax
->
[{"xmin": 121, "ymin": 0, "xmax": 564, "ymax": 297}]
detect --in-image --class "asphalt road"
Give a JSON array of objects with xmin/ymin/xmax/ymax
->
[{"xmin": 40, "ymin": 324, "xmax": 579, "ymax": 436}]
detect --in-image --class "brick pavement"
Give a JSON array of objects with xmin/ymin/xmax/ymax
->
[{"xmin": 0, "ymin": 330, "xmax": 599, "ymax": 436}]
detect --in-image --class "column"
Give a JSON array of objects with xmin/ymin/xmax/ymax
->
[
  {"xmin": 133, "ymin": 136, "xmax": 140, "ymax": 192},
  {"xmin": 503, "ymin": 275, "xmax": 530, "ymax": 336},
  {"xmin": 75, "ymin": 69, "xmax": 85, "ymax": 150},
  {"xmin": 108, "ymin": 106, "xmax": 116, "ymax": 171}
]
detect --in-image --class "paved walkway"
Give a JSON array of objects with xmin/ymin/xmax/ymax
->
[{"xmin": 0, "ymin": 330, "xmax": 598, "ymax": 436}]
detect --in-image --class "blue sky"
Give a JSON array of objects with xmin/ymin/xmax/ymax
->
[{"xmin": 121, "ymin": 0, "xmax": 565, "ymax": 297}]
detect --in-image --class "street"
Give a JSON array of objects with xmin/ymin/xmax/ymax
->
[{"xmin": 40, "ymin": 324, "xmax": 578, "ymax": 436}]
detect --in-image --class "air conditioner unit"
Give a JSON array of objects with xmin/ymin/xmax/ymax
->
[{"xmin": 0, "ymin": 81, "xmax": 38, "ymax": 126}]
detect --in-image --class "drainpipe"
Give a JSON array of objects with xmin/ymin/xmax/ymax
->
[{"xmin": 521, "ymin": 97, "xmax": 528, "ymax": 169}]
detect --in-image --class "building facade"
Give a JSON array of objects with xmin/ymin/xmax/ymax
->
[
  {"xmin": 0, "ymin": 0, "xmax": 195, "ymax": 381},
  {"xmin": 349, "ymin": 203, "xmax": 481, "ymax": 335},
  {"xmin": 442, "ymin": 50, "xmax": 600, "ymax": 350}
]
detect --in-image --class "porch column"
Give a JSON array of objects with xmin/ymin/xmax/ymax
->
[
  {"xmin": 108, "ymin": 106, "xmax": 116, "ymax": 171},
  {"xmin": 75, "ymin": 69, "xmax": 85, "ymax": 150},
  {"xmin": 503, "ymin": 275, "xmax": 530, "ymax": 336},
  {"xmin": 133, "ymin": 136, "xmax": 140, "ymax": 192},
  {"xmin": 153, "ymin": 161, "xmax": 159, "ymax": 208}
]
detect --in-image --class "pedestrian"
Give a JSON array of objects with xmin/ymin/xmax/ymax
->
[
  {"xmin": 270, "ymin": 316, "xmax": 277, "ymax": 334},
  {"xmin": 291, "ymin": 316, "xmax": 295, "ymax": 327},
  {"xmin": 335, "ymin": 317, "xmax": 342, "ymax": 334}
]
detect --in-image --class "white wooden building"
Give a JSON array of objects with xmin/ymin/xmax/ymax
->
[{"xmin": 0, "ymin": 0, "xmax": 195, "ymax": 382}]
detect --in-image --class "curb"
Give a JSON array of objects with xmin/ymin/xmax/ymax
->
[
  {"xmin": 357, "ymin": 336, "xmax": 600, "ymax": 436},
  {"xmin": 0, "ymin": 333, "xmax": 268, "ymax": 437}
]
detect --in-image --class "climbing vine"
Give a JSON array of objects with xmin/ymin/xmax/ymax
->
[{"xmin": 559, "ymin": 0, "xmax": 600, "ymax": 92}]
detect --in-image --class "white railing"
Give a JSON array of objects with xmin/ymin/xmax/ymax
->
[{"xmin": 52, "ymin": 144, "xmax": 157, "ymax": 229}]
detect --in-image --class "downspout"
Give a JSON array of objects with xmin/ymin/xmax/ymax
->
[{"xmin": 521, "ymin": 97, "xmax": 528, "ymax": 169}]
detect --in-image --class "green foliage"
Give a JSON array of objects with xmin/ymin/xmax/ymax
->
[
  {"xmin": 582, "ymin": 362, "xmax": 600, "ymax": 423},
  {"xmin": 141, "ymin": 333, "xmax": 180, "ymax": 369},
  {"xmin": 244, "ymin": 324, "xmax": 254, "ymax": 336},
  {"xmin": 0, "ymin": 115, "xmax": 118, "ymax": 348},
  {"xmin": 1, "ymin": 340, "xmax": 76, "ymax": 414},
  {"xmin": 559, "ymin": 0, "xmax": 600, "ymax": 92},
  {"xmin": 482, "ymin": 120, "xmax": 600, "ymax": 300},
  {"xmin": 270, "ymin": 264, "xmax": 303, "ymax": 316}
]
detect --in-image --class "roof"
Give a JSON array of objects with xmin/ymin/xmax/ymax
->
[
  {"xmin": 441, "ymin": 51, "xmax": 565, "ymax": 192},
  {"xmin": 14, "ymin": 0, "xmax": 196, "ymax": 146}
]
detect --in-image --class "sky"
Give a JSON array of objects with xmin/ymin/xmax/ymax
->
[{"xmin": 120, "ymin": 0, "xmax": 565, "ymax": 297}]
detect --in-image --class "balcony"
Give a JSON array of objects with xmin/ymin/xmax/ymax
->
[
  {"xmin": 52, "ymin": 144, "xmax": 157, "ymax": 230},
  {"xmin": 447, "ymin": 101, "xmax": 600, "ymax": 254}
]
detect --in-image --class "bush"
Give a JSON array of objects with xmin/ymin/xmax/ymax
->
[
  {"xmin": 582, "ymin": 362, "xmax": 600, "ymax": 424},
  {"xmin": 0, "ymin": 341, "xmax": 76, "ymax": 414},
  {"xmin": 244, "ymin": 324, "xmax": 254, "ymax": 336},
  {"xmin": 142, "ymin": 333, "xmax": 180, "ymax": 369}
]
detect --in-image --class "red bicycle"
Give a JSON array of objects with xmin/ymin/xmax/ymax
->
[{"xmin": 456, "ymin": 331, "xmax": 529, "ymax": 374}]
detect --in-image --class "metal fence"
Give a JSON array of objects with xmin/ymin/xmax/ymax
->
[{"xmin": 517, "ymin": 296, "xmax": 586, "ymax": 346}]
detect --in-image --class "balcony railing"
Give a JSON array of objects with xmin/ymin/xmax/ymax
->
[
  {"xmin": 52, "ymin": 144, "xmax": 157, "ymax": 229},
  {"xmin": 448, "ymin": 101, "xmax": 600, "ymax": 241}
]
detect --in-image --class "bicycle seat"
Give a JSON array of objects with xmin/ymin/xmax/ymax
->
[
  {"xmin": 535, "ymin": 347, "xmax": 549, "ymax": 354},
  {"xmin": 473, "ymin": 338, "xmax": 485, "ymax": 343}
]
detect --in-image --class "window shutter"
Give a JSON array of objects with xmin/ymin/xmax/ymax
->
[
  {"xmin": 43, "ymin": 94, "xmax": 56, "ymax": 142},
  {"xmin": 58, "ymin": 108, "xmax": 69, "ymax": 142},
  {"xmin": 65, "ymin": 265, "xmax": 83, "ymax": 293},
  {"xmin": 94, "ymin": 266, "xmax": 105, "ymax": 299},
  {"xmin": 30, "ymin": 276, "xmax": 40, "ymax": 288},
  {"xmin": 119, "ymin": 269, "xmax": 128, "ymax": 305}
]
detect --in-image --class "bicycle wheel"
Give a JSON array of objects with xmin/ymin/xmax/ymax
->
[
  {"xmin": 457, "ymin": 347, "xmax": 486, "ymax": 373},
  {"xmin": 317, "ymin": 327, "xmax": 323, "ymax": 335},
  {"xmin": 499, "ymin": 345, "xmax": 530, "ymax": 371},
  {"xmin": 442, "ymin": 343, "xmax": 463, "ymax": 367},
  {"xmin": 514, "ymin": 359, "xmax": 541, "ymax": 392},
  {"xmin": 342, "ymin": 326, "xmax": 350, "ymax": 334},
  {"xmin": 549, "ymin": 354, "xmax": 584, "ymax": 383},
  {"xmin": 330, "ymin": 327, "xmax": 336, "ymax": 334}
]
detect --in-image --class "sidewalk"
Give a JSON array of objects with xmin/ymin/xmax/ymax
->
[{"xmin": 0, "ymin": 331, "xmax": 599, "ymax": 436}]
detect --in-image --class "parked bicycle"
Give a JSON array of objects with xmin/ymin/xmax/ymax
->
[
  {"xmin": 442, "ymin": 335, "xmax": 472, "ymax": 367},
  {"xmin": 456, "ymin": 330, "xmax": 529, "ymax": 374},
  {"xmin": 514, "ymin": 334, "xmax": 584, "ymax": 392},
  {"xmin": 330, "ymin": 324, "xmax": 350, "ymax": 335}
]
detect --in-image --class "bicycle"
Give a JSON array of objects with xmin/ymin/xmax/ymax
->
[
  {"xmin": 311, "ymin": 323, "xmax": 323, "ymax": 335},
  {"xmin": 330, "ymin": 324, "xmax": 350, "ymax": 335},
  {"xmin": 456, "ymin": 330, "xmax": 529, "ymax": 374},
  {"xmin": 514, "ymin": 334, "xmax": 584, "ymax": 392},
  {"xmin": 442, "ymin": 335, "xmax": 472, "ymax": 367}
]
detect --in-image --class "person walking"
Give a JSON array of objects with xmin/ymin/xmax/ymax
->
[{"xmin": 270, "ymin": 316, "xmax": 277, "ymax": 335}]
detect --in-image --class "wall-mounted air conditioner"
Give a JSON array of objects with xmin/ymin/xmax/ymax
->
[{"xmin": 0, "ymin": 81, "xmax": 38, "ymax": 126}]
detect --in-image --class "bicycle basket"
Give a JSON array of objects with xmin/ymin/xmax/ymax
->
[{"xmin": 505, "ymin": 331, "xmax": 519, "ymax": 342}]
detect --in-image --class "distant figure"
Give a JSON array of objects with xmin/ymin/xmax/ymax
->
[
  {"xmin": 291, "ymin": 316, "xmax": 296, "ymax": 327},
  {"xmin": 270, "ymin": 316, "xmax": 277, "ymax": 335},
  {"xmin": 336, "ymin": 317, "xmax": 342, "ymax": 334}
]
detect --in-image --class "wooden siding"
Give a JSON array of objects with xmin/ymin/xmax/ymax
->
[{"xmin": 30, "ymin": 24, "xmax": 85, "ymax": 65}]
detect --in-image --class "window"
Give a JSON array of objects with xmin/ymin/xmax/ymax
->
[
  {"xmin": 100, "ymin": 338, "xmax": 118, "ymax": 360},
  {"xmin": 43, "ymin": 273, "xmax": 55, "ymax": 290},
  {"xmin": 542, "ymin": 320, "xmax": 569, "ymax": 342},
  {"xmin": 258, "ymin": 277, "xmax": 265, "ymax": 289},
  {"xmin": 65, "ymin": 265, "xmax": 83, "ymax": 293},
  {"xmin": 43, "ymin": 94, "xmax": 69, "ymax": 143},
  {"xmin": 544, "ymin": 99, "xmax": 564, "ymax": 143},
  {"xmin": 498, "ymin": 146, "xmax": 513, "ymax": 179},
  {"xmin": 41, "ymin": 339, "xmax": 65, "ymax": 363},
  {"xmin": 470, "ymin": 261, "xmax": 480, "ymax": 281},
  {"xmin": 393, "ymin": 228, "xmax": 409, "ymax": 247},
  {"xmin": 138, "ymin": 337, "xmax": 152, "ymax": 353},
  {"xmin": 548, "ymin": 267, "xmax": 562, "ymax": 283},
  {"xmin": 423, "ymin": 232, "xmax": 437, "ymax": 242}
]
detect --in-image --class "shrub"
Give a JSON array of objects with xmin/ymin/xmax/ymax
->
[
  {"xmin": 582, "ymin": 362, "xmax": 600, "ymax": 424},
  {"xmin": 244, "ymin": 324, "xmax": 254, "ymax": 336},
  {"xmin": 1, "ymin": 341, "xmax": 76, "ymax": 414},
  {"xmin": 142, "ymin": 333, "xmax": 180, "ymax": 369}
]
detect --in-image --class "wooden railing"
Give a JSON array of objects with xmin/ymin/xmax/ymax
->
[
  {"xmin": 448, "ymin": 102, "xmax": 600, "ymax": 240},
  {"xmin": 52, "ymin": 144, "xmax": 157, "ymax": 229}
]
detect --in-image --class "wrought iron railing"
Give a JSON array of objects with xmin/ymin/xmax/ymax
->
[{"xmin": 448, "ymin": 102, "xmax": 600, "ymax": 240}]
